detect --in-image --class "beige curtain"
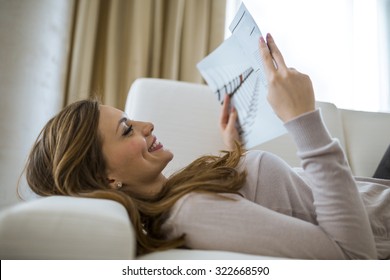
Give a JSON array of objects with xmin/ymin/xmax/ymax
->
[{"xmin": 65, "ymin": 0, "xmax": 226, "ymax": 109}]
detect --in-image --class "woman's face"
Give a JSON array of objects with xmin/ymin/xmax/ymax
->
[{"xmin": 98, "ymin": 105, "xmax": 173, "ymax": 195}]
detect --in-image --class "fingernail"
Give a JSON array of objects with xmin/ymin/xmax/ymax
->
[
  {"xmin": 260, "ymin": 36, "xmax": 265, "ymax": 44},
  {"xmin": 267, "ymin": 33, "xmax": 273, "ymax": 41}
]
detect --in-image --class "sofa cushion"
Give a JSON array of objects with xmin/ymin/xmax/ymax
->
[{"xmin": 138, "ymin": 248, "xmax": 283, "ymax": 260}]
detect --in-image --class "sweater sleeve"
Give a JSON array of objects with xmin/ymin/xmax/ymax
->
[{"xmin": 284, "ymin": 109, "xmax": 377, "ymax": 259}]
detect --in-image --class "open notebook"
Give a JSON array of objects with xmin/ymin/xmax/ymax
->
[{"xmin": 197, "ymin": 3, "xmax": 286, "ymax": 149}]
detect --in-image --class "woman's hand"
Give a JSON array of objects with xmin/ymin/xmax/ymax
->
[
  {"xmin": 220, "ymin": 94, "xmax": 241, "ymax": 150},
  {"xmin": 259, "ymin": 33, "xmax": 315, "ymax": 123}
]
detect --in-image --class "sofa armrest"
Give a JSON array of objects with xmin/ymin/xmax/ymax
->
[
  {"xmin": 0, "ymin": 196, "xmax": 136, "ymax": 259},
  {"xmin": 341, "ymin": 109, "xmax": 390, "ymax": 177}
]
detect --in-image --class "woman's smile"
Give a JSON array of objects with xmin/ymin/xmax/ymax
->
[{"xmin": 148, "ymin": 136, "xmax": 163, "ymax": 152}]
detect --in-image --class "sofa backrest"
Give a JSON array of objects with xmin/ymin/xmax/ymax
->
[{"xmin": 126, "ymin": 78, "xmax": 390, "ymax": 177}]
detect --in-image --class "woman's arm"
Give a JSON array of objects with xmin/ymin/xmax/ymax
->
[
  {"xmin": 167, "ymin": 189, "xmax": 347, "ymax": 259},
  {"xmin": 260, "ymin": 33, "xmax": 377, "ymax": 259}
]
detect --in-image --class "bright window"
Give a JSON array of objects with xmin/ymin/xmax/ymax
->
[{"xmin": 225, "ymin": 0, "xmax": 390, "ymax": 112}]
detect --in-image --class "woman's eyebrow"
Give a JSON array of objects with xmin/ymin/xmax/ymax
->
[{"xmin": 116, "ymin": 117, "xmax": 127, "ymax": 133}]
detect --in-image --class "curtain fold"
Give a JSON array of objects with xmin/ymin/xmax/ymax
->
[{"xmin": 65, "ymin": 0, "xmax": 226, "ymax": 109}]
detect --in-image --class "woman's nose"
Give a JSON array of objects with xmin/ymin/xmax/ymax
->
[{"xmin": 141, "ymin": 122, "xmax": 154, "ymax": 136}]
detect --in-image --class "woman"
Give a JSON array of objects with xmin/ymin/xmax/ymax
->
[{"xmin": 24, "ymin": 34, "xmax": 390, "ymax": 259}]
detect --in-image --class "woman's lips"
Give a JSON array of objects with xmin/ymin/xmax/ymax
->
[{"xmin": 148, "ymin": 137, "xmax": 163, "ymax": 152}]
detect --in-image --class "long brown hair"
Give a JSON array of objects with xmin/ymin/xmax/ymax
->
[{"xmin": 23, "ymin": 99, "xmax": 247, "ymax": 255}]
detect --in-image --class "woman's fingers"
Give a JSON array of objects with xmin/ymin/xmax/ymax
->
[
  {"xmin": 221, "ymin": 94, "xmax": 238, "ymax": 131},
  {"xmin": 259, "ymin": 33, "xmax": 287, "ymax": 76},
  {"xmin": 220, "ymin": 94, "xmax": 231, "ymax": 129},
  {"xmin": 227, "ymin": 106, "xmax": 238, "ymax": 130},
  {"xmin": 265, "ymin": 33, "xmax": 287, "ymax": 70},
  {"xmin": 259, "ymin": 36, "xmax": 275, "ymax": 76},
  {"xmin": 220, "ymin": 94, "xmax": 241, "ymax": 150}
]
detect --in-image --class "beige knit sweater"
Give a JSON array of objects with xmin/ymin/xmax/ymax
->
[{"xmin": 162, "ymin": 109, "xmax": 390, "ymax": 259}]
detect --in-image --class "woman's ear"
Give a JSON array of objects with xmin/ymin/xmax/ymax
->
[
  {"xmin": 106, "ymin": 178, "xmax": 116, "ymax": 189},
  {"xmin": 106, "ymin": 178, "xmax": 123, "ymax": 190},
  {"xmin": 105, "ymin": 167, "xmax": 123, "ymax": 190}
]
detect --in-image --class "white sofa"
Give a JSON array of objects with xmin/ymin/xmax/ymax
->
[{"xmin": 1, "ymin": 78, "xmax": 389, "ymax": 260}]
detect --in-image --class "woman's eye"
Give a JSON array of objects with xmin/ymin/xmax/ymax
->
[{"xmin": 123, "ymin": 125, "xmax": 133, "ymax": 136}]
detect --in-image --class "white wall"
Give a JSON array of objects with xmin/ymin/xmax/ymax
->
[
  {"xmin": 378, "ymin": 0, "xmax": 390, "ymax": 110},
  {"xmin": 0, "ymin": 0, "xmax": 74, "ymax": 209}
]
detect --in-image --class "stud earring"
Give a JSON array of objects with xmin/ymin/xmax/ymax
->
[{"xmin": 116, "ymin": 182, "xmax": 123, "ymax": 189}]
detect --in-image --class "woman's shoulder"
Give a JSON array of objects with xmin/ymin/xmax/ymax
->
[
  {"xmin": 170, "ymin": 191, "xmax": 241, "ymax": 214},
  {"xmin": 241, "ymin": 149, "xmax": 267, "ymax": 163},
  {"xmin": 240, "ymin": 149, "xmax": 288, "ymax": 170},
  {"xmin": 163, "ymin": 191, "xmax": 243, "ymax": 234}
]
